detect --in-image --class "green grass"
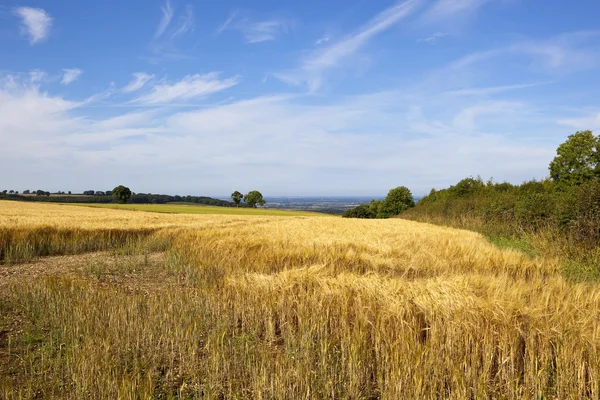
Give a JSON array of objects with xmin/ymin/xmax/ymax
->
[
  {"xmin": 485, "ymin": 235, "xmax": 540, "ymax": 259},
  {"xmin": 74, "ymin": 203, "xmax": 328, "ymax": 217}
]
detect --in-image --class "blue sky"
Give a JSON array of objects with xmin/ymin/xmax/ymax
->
[{"xmin": 1, "ymin": 0, "xmax": 600, "ymax": 196}]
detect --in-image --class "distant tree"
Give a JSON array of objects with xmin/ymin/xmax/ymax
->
[
  {"xmin": 83, "ymin": 190, "xmax": 95, "ymax": 196},
  {"xmin": 112, "ymin": 185, "xmax": 132, "ymax": 204},
  {"xmin": 449, "ymin": 177, "xmax": 485, "ymax": 197},
  {"xmin": 105, "ymin": 190, "xmax": 112, "ymax": 196},
  {"xmin": 23, "ymin": 190, "xmax": 30, "ymax": 194},
  {"xmin": 244, "ymin": 190, "xmax": 266, "ymax": 208},
  {"xmin": 68, "ymin": 191, "xmax": 72, "ymax": 195},
  {"xmin": 45, "ymin": 192, "xmax": 50, "ymax": 197},
  {"xmin": 342, "ymin": 204, "xmax": 376, "ymax": 219},
  {"xmin": 2, "ymin": 190, "xmax": 6, "ymax": 194},
  {"xmin": 231, "ymin": 191, "xmax": 243, "ymax": 207},
  {"xmin": 8, "ymin": 190, "xmax": 14, "ymax": 194},
  {"xmin": 36, "ymin": 190, "xmax": 45, "ymax": 196},
  {"xmin": 15, "ymin": 191, "xmax": 18, "ymax": 194},
  {"xmin": 95, "ymin": 191, "xmax": 105, "ymax": 196},
  {"xmin": 378, "ymin": 186, "xmax": 415, "ymax": 218},
  {"xmin": 369, "ymin": 199, "xmax": 383, "ymax": 217},
  {"xmin": 549, "ymin": 130, "xmax": 600, "ymax": 186}
]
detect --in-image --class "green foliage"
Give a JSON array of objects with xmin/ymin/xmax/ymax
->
[
  {"xmin": 549, "ymin": 130, "xmax": 600, "ymax": 186},
  {"xmin": 231, "ymin": 191, "xmax": 243, "ymax": 206},
  {"xmin": 378, "ymin": 186, "xmax": 415, "ymax": 218},
  {"xmin": 244, "ymin": 190, "xmax": 266, "ymax": 208},
  {"xmin": 369, "ymin": 200, "xmax": 383, "ymax": 218},
  {"xmin": 112, "ymin": 185, "xmax": 132, "ymax": 204},
  {"xmin": 343, "ymin": 186, "xmax": 415, "ymax": 219},
  {"xmin": 342, "ymin": 204, "xmax": 376, "ymax": 219}
]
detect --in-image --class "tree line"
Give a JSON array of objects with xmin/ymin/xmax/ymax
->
[{"xmin": 1, "ymin": 185, "xmax": 240, "ymax": 207}]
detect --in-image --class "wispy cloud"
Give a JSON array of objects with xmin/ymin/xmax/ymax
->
[
  {"xmin": 444, "ymin": 82, "xmax": 550, "ymax": 96},
  {"xmin": 276, "ymin": 0, "xmax": 416, "ymax": 91},
  {"xmin": 29, "ymin": 70, "xmax": 47, "ymax": 83},
  {"xmin": 557, "ymin": 112, "xmax": 600, "ymax": 130},
  {"xmin": 148, "ymin": 1, "xmax": 195, "ymax": 61},
  {"xmin": 123, "ymin": 73, "xmax": 154, "ymax": 93},
  {"xmin": 418, "ymin": 32, "xmax": 449, "ymax": 43},
  {"xmin": 216, "ymin": 12, "xmax": 238, "ymax": 35},
  {"xmin": 217, "ymin": 12, "xmax": 291, "ymax": 43},
  {"xmin": 155, "ymin": 0, "xmax": 174, "ymax": 38},
  {"xmin": 155, "ymin": 0, "xmax": 194, "ymax": 39},
  {"xmin": 13, "ymin": 7, "xmax": 52, "ymax": 45},
  {"xmin": 315, "ymin": 35, "xmax": 331, "ymax": 45},
  {"xmin": 422, "ymin": 0, "xmax": 492, "ymax": 23},
  {"xmin": 449, "ymin": 31, "xmax": 600, "ymax": 72},
  {"xmin": 170, "ymin": 4, "xmax": 194, "ymax": 38},
  {"xmin": 244, "ymin": 20, "xmax": 289, "ymax": 43},
  {"xmin": 61, "ymin": 69, "xmax": 83, "ymax": 85},
  {"xmin": 132, "ymin": 73, "xmax": 240, "ymax": 104}
]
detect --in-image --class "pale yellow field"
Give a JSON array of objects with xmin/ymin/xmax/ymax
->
[{"xmin": 1, "ymin": 201, "xmax": 599, "ymax": 399}]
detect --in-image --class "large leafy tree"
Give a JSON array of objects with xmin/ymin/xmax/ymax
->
[
  {"xmin": 112, "ymin": 185, "xmax": 132, "ymax": 204},
  {"xmin": 244, "ymin": 190, "xmax": 266, "ymax": 208},
  {"xmin": 549, "ymin": 130, "xmax": 600, "ymax": 186},
  {"xmin": 378, "ymin": 186, "xmax": 415, "ymax": 218},
  {"xmin": 231, "ymin": 191, "xmax": 243, "ymax": 207}
]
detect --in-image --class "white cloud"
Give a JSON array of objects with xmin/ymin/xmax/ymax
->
[
  {"xmin": 418, "ymin": 32, "xmax": 449, "ymax": 43},
  {"xmin": 217, "ymin": 12, "xmax": 291, "ymax": 43},
  {"xmin": 216, "ymin": 12, "xmax": 238, "ymax": 35},
  {"xmin": 447, "ymin": 31, "xmax": 600, "ymax": 73},
  {"xmin": 0, "ymin": 74, "xmax": 565, "ymax": 195},
  {"xmin": 132, "ymin": 73, "xmax": 240, "ymax": 104},
  {"xmin": 315, "ymin": 35, "xmax": 331, "ymax": 45},
  {"xmin": 170, "ymin": 5, "xmax": 194, "ymax": 38},
  {"xmin": 123, "ymin": 73, "xmax": 154, "ymax": 92},
  {"xmin": 443, "ymin": 82, "xmax": 549, "ymax": 96},
  {"xmin": 557, "ymin": 113, "xmax": 600, "ymax": 131},
  {"xmin": 155, "ymin": 0, "xmax": 174, "ymax": 38},
  {"xmin": 276, "ymin": 0, "xmax": 416, "ymax": 91},
  {"xmin": 422, "ymin": 0, "xmax": 492, "ymax": 23},
  {"xmin": 61, "ymin": 69, "xmax": 83, "ymax": 85},
  {"xmin": 29, "ymin": 70, "xmax": 47, "ymax": 83},
  {"xmin": 14, "ymin": 7, "xmax": 53, "ymax": 45}
]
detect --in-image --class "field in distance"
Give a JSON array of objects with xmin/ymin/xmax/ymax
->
[
  {"xmin": 1, "ymin": 200, "xmax": 599, "ymax": 399},
  {"xmin": 78, "ymin": 202, "xmax": 325, "ymax": 217}
]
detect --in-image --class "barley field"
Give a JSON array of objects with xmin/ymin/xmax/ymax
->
[{"xmin": 1, "ymin": 201, "xmax": 599, "ymax": 399}]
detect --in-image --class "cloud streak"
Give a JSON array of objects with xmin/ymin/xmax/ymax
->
[
  {"xmin": 123, "ymin": 73, "xmax": 155, "ymax": 92},
  {"xmin": 14, "ymin": 7, "xmax": 52, "ymax": 45},
  {"xmin": 418, "ymin": 32, "xmax": 449, "ymax": 43},
  {"xmin": 155, "ymin": 0, "xmax": 174, "ymax": 38},
  {"xmin": 132, "ymin": 73, "xmax": 240, "ymax": 104},
  {"xmin": 422, "ymin": 0, "xmax": 492, "ymax": 23},
  {"xmin": 61, "ymin": 69, "xmax": 83, "ymax": 85},
  {"xmin": 276, "ymin": 0, "xmax": 416, "ymax": 91},
  {"xmin": 217, "ymin": 12, "xmax": 290, "ymax": 43}
]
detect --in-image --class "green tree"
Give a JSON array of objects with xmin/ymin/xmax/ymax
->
[
  {"xmin": 549, "ymin": 130, "xmax": 600, "ymax": 187},
  {"xmin": 369, "ymin": 199, "xmax": 383, "ymax": 217},
  {"xmin": 378, "ymin": 186, "xmax": 415, "ymax": 218},
  {"xmin": 112, "ymin": 185, "xmax": 132, "ymax": 204},
  {"xmin": 342, "ymin": 204, "xmax": 376, "ymax": 218},
  {"xmin": 244, "ymin": 190, "xmax": 266, "ymax": 208},
  {"xmin": 231, "ymin": 190, "xmax": 243, "ymax": 207}
]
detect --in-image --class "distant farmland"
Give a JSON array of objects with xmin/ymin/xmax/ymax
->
[{"xmin": 78, "ymin": 202, "xmax": 325, "ymax": 216}]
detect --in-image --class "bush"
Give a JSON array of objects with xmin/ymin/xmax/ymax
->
[{"xmin": 342, "ymin": 204, "xmax": 376, "ymax": 219}]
